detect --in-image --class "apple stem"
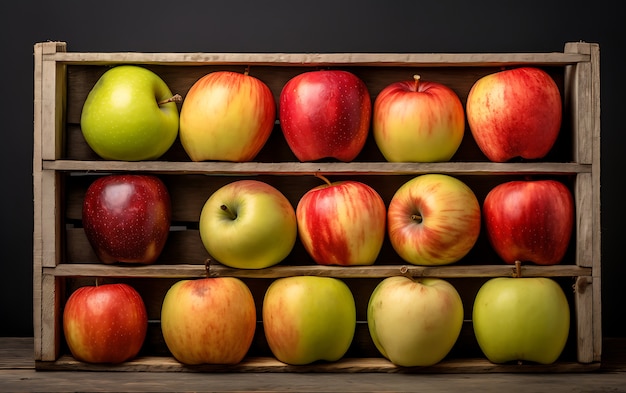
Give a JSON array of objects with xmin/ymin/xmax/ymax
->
[
  {"xmin": 410, "ymin": 214, "xmax": 423, "ymax": 224},
  {"xmin": 220, "ymin": 204, "xmax": 237, "ymax": 220},
  {"xmin": 158, "ymin": 94, "xmax": 183, "ymax": 106},
  {"xmin": 513, "ymin": 260, "xmax": 523, "ymax": 278},
  {"xmin": 244, "ymin": 65, "xmax": 250, "ymax": 76},
  {"xmin": 314, "ymin": 172, "xmax": 332, "ymax": 186},
  {"xmin": 413, "ymin": 75, "xmax": 421, "ymax": 90}
]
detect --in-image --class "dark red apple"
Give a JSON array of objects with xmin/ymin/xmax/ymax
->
[
  {"xmin": 82, "ymin": 174, "xmax": 171, "ymax": 264},
  {"xmin": 279, "ymin": 70, "xmax": 371, "ymax": 162},
  {"xmin": 482, "ymin": 179, "xmax": 574, "ymax": 265},
  {"xmin": 63, "ymin": 283, "xmax": 148, "ymax": 363}
]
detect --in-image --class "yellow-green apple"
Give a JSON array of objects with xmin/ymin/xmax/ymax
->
[
  {"xmin": 199, "ymin": 180, "xmax": 297, "ymax": 269},
  {"xmin": 373, "ymin": 75, "xmax": 465, "ymax": 162},
  {"xmin": 387, "ymin": 174, "xmax": 481, "ymax": 265},
  {"xmin": 367, "ymin": 276, "xmax": 464, "ymax": 367},
  {"xmin": 82, "ymin": 174, "xmax": 171, "ymax": 264},
  {"xmin": 80, "ymin": 65, "xmax": 180, "ymax": 161},
  {"xmin": 279, "ymin": 70, "xmax": 371, "ymax": 162},
  {"xmin": 160, "ymin": 277, "xmax": 256, "ymax": 365},
  {"xmin": 472, "ymin": 276, "xmax": 570, "ymax": 364},
  {"xmin": 179, "ymin": 70, "xmax": 276, "ymax": 162},
  {"xmin": 482, "ymin": 179, "xmax": 574, "ymax": 265},
  {"xmin": 63, "ymin": 283, "xmax": 148, "ymax": 364},
  {"xmin": 262, "ymin": 276, "xmax": 356, "ymax": 365},
  {"xmin": 466, "ymin": 67, "xmax": 562, "ymax": 162},
  {"xmin": 296, "ymin": 174, "xmax": 386, "ymax": 266}
]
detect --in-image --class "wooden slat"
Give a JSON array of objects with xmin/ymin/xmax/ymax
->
[
  {"xmin": 44, "ymin": 160, "xmax": 591, "ymax": 175},
  {"xmin": 39, "ymin": 274, "xmax": 62, "ymax": 362},
  {"xmin": 575, "ymin": 173, "xmax": 593, "ymax": 267},
  {"xmin": 574, "ymin": 276, "xmax": 594, "ymax": 363},
  {"xmin": 46, "ymin": 50, "xmax": 590, "ymax": 67},
  {"xmin": 46, "ymin": 263, "xmax": 592, "ymax": 279},
  {"xmin": 36, "ymin": 355, "xmax": 600, "ymax": 373}
]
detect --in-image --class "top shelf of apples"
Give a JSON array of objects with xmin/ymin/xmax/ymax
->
[{"xmin": 79, "ymin": 65, "xmax": 574, "ymax": 269}]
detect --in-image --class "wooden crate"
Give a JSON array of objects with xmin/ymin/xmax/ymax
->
[{"xmin": 32, "ymin": 41, "xmax": 601, "ymax": 373}]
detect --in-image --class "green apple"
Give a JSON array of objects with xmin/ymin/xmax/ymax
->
[
  {"xmin": 80, "ymin": 65, "xmax": 180, "ymax": 161},
  {"xmin": 262, "ymin": 276, "xmax": 356, "ymax": 365},
  {"xmin": 367, "ymin": 276, "xmax": 464, "ymax": 367},
  {"xmin": 199, "ymin": 180, "xmax": 297, "ymax": 269},
  {"xmin": 160, "ymin": 277, "xmax": 256, "ymax": 365},
  {"xmin": 472, "ymin": 276, "xmax": 570, "ymax": 364}
]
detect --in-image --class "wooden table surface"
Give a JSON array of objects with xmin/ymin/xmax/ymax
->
[{"xmin": 2, "ymin": 337, "xmax": 625, "ymax": 392}]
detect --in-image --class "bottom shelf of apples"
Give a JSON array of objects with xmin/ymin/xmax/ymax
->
[{"xmin": 58, "ymin": 169, "xmax": 582, "ymax": 371}]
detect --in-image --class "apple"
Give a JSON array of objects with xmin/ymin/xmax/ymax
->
[
  {"xmin": 279, "ymin": 70, "xmax": 371, "ymax": 162},
  {"xmin": 472, "ymin": 275, "xmax": 570, "ymax": 364},
  {"xmin": 367, "ymin": 276, "xmax": 464, "ymax": 367},
  {"xmin": 199, "ymin": 179, "xmax": 297, "ymax": 269},
  {"xmin": 179, "ymin": 70, "xmax": 276, "ymax": 162},
  {"xmin": 80, "ymin": 65, "xmax": 180, "ymax": 161},
  {"xmin": 373, "ymin": 75, "xmax": 465, "ymax": 162},
  {"xmin": 296, "ymin": 174, "xmax": 386, "ymax": 266},
  {"xmin": 387, "ymin": 174, "xmax": 481, "ymax": 265},
  {"xmin": 466, "ymin": 67, "xmax": 562, "ymax": 162},
  {"xmin": 82, "ymin": 174, "xmax": 171, "ymax": 264},
  {"xmin": 160, "ymin": 277, "xmax": 256, "ymax": 365},
  {"xmin": 482, "ymin": 179, "xmax": 574, "ymax": 265},
  {"xmin": 262, "ymin": 276, "xmax": 356, "ymax": 365},
  {"xmin": 63, "ymin": 283, "xmax": 148, "ymax": 364}
]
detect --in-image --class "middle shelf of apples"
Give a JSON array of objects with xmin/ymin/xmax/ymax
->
[{"xmin": 57, "ymin": 62, "xmax": 588, "ymax": 369}]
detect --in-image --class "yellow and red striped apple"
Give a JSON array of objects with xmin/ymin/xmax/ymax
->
[
  {"xmin": 160, "ymin": 277, "xmax": 256, "ymax": 365},
  {"xmin": 373, "ymin": 75, "xmax": 465, "ymax": 162},
  {"xmin": 482, "ymin": 179, "xmax": 574, "ymax": 265},
  {"xmin": 367, "ymin": 276, "xmax": 464, "ymax": 366},
  {"xmin": 279, "ymin": 70, "xmax": 371, "ymax": 162},
  {"xmin": 466, "ymin": 67, "xmax": 562, "ymax": 162},
  {"xmin": 387, "ymin": 174, "xmax": 481, "ymax": 265},
  {"xmin": 296, "ymin": 175, "xmax": 386, "ymax": 266},
  {"xmin": 179, "ymin": 70, "xmax": 276, "ymax": 162},
  {"xmin": 63, "ymin": 283, "xmax": 148, "ymax": 364},
  {"xmin": 262, "ymin": 276, "xmax": 356, "ymax": 365},
  {"xmin": 199, "ymin": 180, "xmax": 297, "ymax": 269}
]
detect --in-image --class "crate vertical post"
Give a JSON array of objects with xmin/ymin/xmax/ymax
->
[
  {"xmin": 565, "ymin": 42, "xmax": 602, "ymax": 363},
  {"xmin": 33, "ymin": 41, "xmax": 67, "ymax": 361}
]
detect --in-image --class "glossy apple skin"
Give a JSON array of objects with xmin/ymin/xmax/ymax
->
[
  {"xmin": 82, "ymin": 174, "xmax": 171, "ymax": 264},
  {"xmin": 160, "ymin": 277, "xmax": 256, "ymax": 365},
  {"xmin": 472, "ymin": 277, "xmax": 570, "ymax": 364},
  {"xmin": 387, "ymin": 174, "xmax": 481, "ymax": 265},
  {"xmin": 80, "ymin": 65, "xmax": 179, "ymax": 161},
  {"xmin": 296, "ymin": 178, "xmax": 386, "ymax": 266},
  {"xmin": 368, "ymin": 276, "xmax": 464, "ymax": 367},
  {"xmin": 279, "ymin": 70, "xmax": 371, "ymax": 162},
  {"xmin": 179, "ymin": 71, "xmax": 276, "ymax": 162},
  {"xmin": 373, "ymin": 76, "xmax": 465, "ymax": 162},
  {"xmin": 262, "ymin": 276, "xmax": 356, "ymax": 365},
  {"xmin": 482, "ymin": 179, "xmax": 574, "ymax": 265},
  {"xmin": 63, "ymin": 283, "xmax": 148, "ymax": 364},
  {"xmin": 466, "ymin": 67, "xmax": 562, "ymax": 162},
  {"xmin": 199, "ymin": 180, "xmax": 297, "ymax": 269}
]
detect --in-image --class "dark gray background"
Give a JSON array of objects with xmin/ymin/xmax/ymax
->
[{"xmin": 1, "ymin": 0, "xmax": 623, "ymax": 338}]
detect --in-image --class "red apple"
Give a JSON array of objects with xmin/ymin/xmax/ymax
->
[
  {"xmin": 82, "ymin": 174, "xmax": 171, "ymax": 264},
  {"xmin": 279, "ymin": 70, "xmax": 371, "ymax": 162},
  {"xmin": 387, "ymin": 174, "xmax": 481, "ymax": 266},
  {"xmin": 179, "ymin": 70, "xmax": 276, "ymax": 162},
  {"xmin": 373, "ymin": 75, "xmax": 465, "ymax": 162},
  {"xmin": 296, "ymin": 174, "xmax": 386, "ymax": 266},
  {"xmin": 466, "ymin": 67, "xmax": 562, "ymax": 162},
  {"xmin": 160, "ymin": 277, "xmax": 256, "ymax": 365},
  {"xmin": 63, "ymin": 283, "xmax": 148, "ymax": 363},
  {"xmin": 482, "ymin": 179, "xmax": 574, "ymax": 265}
]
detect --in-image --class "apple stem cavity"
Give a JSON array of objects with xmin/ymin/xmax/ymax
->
[
  {"xmin": 314, "ymin": 172, "xmax": 332, "ymax": 186},
  {"xmin": 220, "ymin": 204, "xmax": 237, "ymax": 220},
  {"xmin": 157, "ymin": 94, "xmax": 182, "ymax": 106}
]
